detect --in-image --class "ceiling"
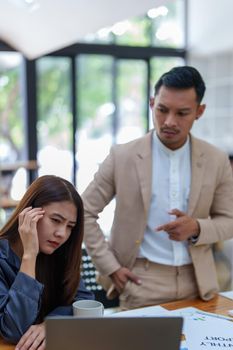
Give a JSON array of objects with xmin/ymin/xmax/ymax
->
[
  {"xmin": 0, "ymin": 0, "xmax": 167, "ymax": 59},
  {"xmin": 1, "ymin": 0, "xmax": 232, "ymax": 60}
]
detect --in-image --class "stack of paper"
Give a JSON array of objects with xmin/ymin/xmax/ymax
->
[
  {"xmin": 110, "ymin": 304, "xmax": 169, "ymax": 317},
  {"xmin": 169, "ymin": 307, "xmax": 233, "ymax": 350},
  {"xmin": 109, "ymin": 304, "xmax": 233, "ymax": 350},
  {"xmin": 109, "ymin": 305, "xmax": 189, "ymax": 349}
]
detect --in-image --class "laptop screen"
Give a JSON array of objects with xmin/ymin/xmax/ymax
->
[{"xmin": 46, "ymin": 316, "xmax": 183, "ymax": 350}]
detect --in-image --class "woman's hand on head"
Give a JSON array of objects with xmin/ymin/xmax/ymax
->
[
  {"xmin": 18, "ymin": 207, "xmax": 45, "ymax": 258},
  {"xmin": 15, "ymin": 322, "xmax": 46, "ymax": 350}
]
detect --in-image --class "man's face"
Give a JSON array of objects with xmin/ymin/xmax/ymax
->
[{"xmin": 150, "ymin": 86, "xmax": 206, "ymax": 150}]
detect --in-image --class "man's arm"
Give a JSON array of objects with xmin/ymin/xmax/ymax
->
[
  {"xmin": 82, "ymin": 148, "xmax": 121, "ymax": 277},
  {"xmin": 156, "ymin": 154, "xmax": 233, "ymax": 245},
  {"xmin": 110, "ymin": 267, "xmax": 142, "ymax": 294},
  {"xmin": 196, "ymin": 154, "xmax": 233, "ymax": 245}
]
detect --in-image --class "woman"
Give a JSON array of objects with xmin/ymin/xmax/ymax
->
[{"xmin": 0, "ymin": 175, "xmax": 93, "ymax": 349}]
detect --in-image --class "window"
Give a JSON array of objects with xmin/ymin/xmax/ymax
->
[
  {"xmin": 37, "ymin": 57, "xmax": 73, "ymax": 181},
  {"xmin": 76, "ymin": 54, "xmax": 114, "ymax": 193}
]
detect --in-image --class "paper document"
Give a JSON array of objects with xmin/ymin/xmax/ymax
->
[
  {"xmin": 169, "ymin": 307, "xmax": 233, "ymax": 350},
  {"xmin": 219, "ymin": 290, "xmax": 233, "ymax": 300},
  {"xmin": 109, "ymin": 305, "xmax": 187, "ymax": 350},
  {"xmin": 110, "ymin": 305, "xmax": 169, "ymax": 317},
  {"xmin": 109, "ymin": 305, "xmax": 233, "ymax": 349}
]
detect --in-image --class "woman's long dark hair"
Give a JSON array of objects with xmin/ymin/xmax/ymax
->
[{"xmin": 0, "ymin": 175, "xmax": 84, "ymax": 321}]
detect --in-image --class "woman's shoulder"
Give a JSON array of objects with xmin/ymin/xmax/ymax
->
[{"xmin": 0, "ymin": 238, "xmax": 20, "ymax": 270}]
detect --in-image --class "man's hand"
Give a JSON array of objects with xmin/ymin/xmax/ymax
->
[
  {"xmin": 156, "ymin": 209, "xmax": 200, "ymax": 241},
  {"xmin": 15, "ymin": 322, "xmax": 45, "ymax": 350},
  {"xmin": 110, "ymin": 267, "xmax": 141, "ymax": 294}
]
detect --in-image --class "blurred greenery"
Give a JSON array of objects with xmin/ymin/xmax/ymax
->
[
  {"xmin": 37, "ymin": 57, "xmax": 72, "ymax": 150},
  {"xmin": 0, "ymin": 55, "xmax": 184, "ymax": 162},
  {"xmin": 0, "ymin": 65, "xmax": 22, "ymax": 161},
  {"xmin": 114, "ymin": 16, "xmax": 152, "ymax": 46},
  {"xmin": 77, "ymin": 55, "xmax": 113, "ymax": 128}
]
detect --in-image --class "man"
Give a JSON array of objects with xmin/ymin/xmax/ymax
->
[{"xmin": 82, "ymin": 66, "xmax": 233, "ymax": 309}]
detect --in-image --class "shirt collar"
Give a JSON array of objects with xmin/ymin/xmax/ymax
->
[{"xmin": 153, "ymin": 130, "xmax": 190, "ymax": 157}]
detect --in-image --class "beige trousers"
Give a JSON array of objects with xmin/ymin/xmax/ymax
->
[{"xmin": 119, "ymin": 258, "xmax": 199, "ymax": 310}]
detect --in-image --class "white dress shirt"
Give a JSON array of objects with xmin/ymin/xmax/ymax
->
[{"xmin": 138, "ymin": 131, "xmax": 192, "ymax": 266}]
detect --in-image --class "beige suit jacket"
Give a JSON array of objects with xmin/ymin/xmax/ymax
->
[{"xmin": 82, "ymin": 131, "xmax": 233, "ymax": 301}]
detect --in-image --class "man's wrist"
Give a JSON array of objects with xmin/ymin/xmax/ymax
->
[
  {"xmin": 190, "ymin": 220, "xmax": 200, "ymax": 243},
  {"xmin": 190, "ymin": 234, "xmax": 199, "ymax": 243}
]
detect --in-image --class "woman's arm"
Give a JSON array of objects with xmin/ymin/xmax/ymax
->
[
  {"xmin": 14, "ymin": 278, "xmax": 93, "ymax": 349},
  {"xmin": 0, "ymin": 268, "xmax": 44, "ymax": 344}
]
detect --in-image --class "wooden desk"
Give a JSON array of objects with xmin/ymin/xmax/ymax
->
[
  {"xmin": 1, "ymin": 295, "xmax": 233, "ymax": 350},
  {"xmin": 161, "ymin": 294, "xmax": 233, "ymax": 316},
  {"xmin": 0, "ymin": 338, "xmax": 13, "ymax": 350}
]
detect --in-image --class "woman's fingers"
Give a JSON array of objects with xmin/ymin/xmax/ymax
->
[
  {"xmin": 18, "ymin": 207, "xmax": 45, "ymax": 257},
  {"xmin": 18, "ymin": 207, "xmax": 32, "ymax": 227},
  {"xmin": 16, "ymin": 323, "xmax": 45, "ymax": 350},
  {"xmin": 37, "ymin": 339, "xmax": 46, "ymax": 350},
  {"xmin": 19, "ymin": 208, "xmax": 44, "ymax": 235}
]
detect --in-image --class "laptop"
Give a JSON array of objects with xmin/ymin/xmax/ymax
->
[{"xmin": 46, "ymin": 316, "xmax": 183, "ymax": 350}]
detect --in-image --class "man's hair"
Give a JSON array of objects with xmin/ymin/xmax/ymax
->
[{"xmin": 154, "ymin": 66, "xmax": 206, "ymax": 103}]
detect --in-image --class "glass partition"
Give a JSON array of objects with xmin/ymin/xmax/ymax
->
[
  {"xmin": 116, "ymin": 59, "xmax": 147, "ymax": 143},
  {"xmin": 0, "ymin": 52, "xmax": 26, "ymax": 196},
  {"xmin": 76, "ymin": 54, "xmax": 115, "ymax": 235},
  {"xmin": 37, "ymin": 57, "xmax": 73, "ymax": 181},
  {"xmin": 76, "ymin": 54, "xmax": 114, "ymax": 193},
  {"xmin": 0, "ymin": 52, "xmax": 25, "ymax": 224}
]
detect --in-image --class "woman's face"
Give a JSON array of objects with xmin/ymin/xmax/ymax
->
[{"xmin": 36, "ymin": 200, "xmax": 77, "ymax": 254}]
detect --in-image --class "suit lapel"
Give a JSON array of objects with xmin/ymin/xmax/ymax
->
[
  {"xmin": 134, "ymin": 133, "xmax": 205, "ymax": 218},
  {"xmin": 135, "ymin": 132, "xmax": 153, "ymax": 218},
  {"xmin": 188, "ymin": 135, "xmax": 206, "ymax": 216}
]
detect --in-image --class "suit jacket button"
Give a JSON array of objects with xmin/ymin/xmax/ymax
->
[{"xmin": 135, "ymin": 240, "xmax": 141, "ymax": 245}]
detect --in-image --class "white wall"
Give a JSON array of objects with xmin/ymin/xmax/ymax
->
[
  {"xmin": 188, "ymin": 0, "xmax": 233, "ymax": 291},
  {"xmin": 188, "ymin": 0, "xmax": 233, "ymax": 56}
]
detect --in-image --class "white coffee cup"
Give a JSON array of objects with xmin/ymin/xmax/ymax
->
[{"xmin": 72, "ymin": 300, "xmax": 104, "ymax": 317}]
